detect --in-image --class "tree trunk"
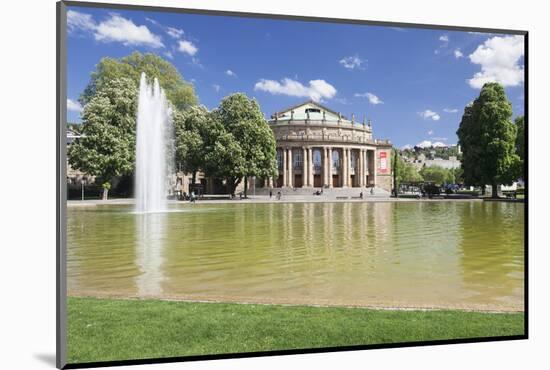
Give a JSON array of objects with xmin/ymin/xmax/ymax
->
[
  {"xmin": 102, "ymin": 187, "xmax": 109, "ymax": 200},
  {"xmin": 230, "ymin": 176, "xmax": 242, "ymax": 197},
  {"xmin": 191, "ymin": 171, "xmax": 196, "ymax": 186},
  {"xmin": 244, "ymin": 176, "xmax": 248, "ymax": 198}
]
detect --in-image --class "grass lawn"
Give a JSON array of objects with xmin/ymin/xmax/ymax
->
[{"xmin": 67, "ymin": 296, "xmax": 524, "ymax": 364}]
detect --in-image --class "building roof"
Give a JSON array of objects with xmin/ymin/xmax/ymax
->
[{"xmin": 271, "ymin": 100, "xmax": 350, "ymax": 121}]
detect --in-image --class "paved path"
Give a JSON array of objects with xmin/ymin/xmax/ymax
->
[{"xmin": 67, "ymin": 195, "xmax": 484, "ymax": 207}]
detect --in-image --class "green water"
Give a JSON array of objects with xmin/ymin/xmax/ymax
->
[{"xmin": 67, "ymin": 201, "xmax": 524, "ymax": 311}]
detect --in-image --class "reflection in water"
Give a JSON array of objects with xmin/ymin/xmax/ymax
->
[
  {"xmin": 67, "ymin": 201, "xmax": 524, "ymax": 311},
  {"xmin": 135, "ymin": 213, "xmax": 165, "ymax": 296},
  {"xmin": 458, "ymin": 202, "xmax": 524, "ymax": 308}
]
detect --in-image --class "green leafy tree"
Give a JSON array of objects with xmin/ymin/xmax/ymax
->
[
  {"xmin": 393, "ymin": 149, "xmax": 424, "ymax": 195},
  {"xmin": 420, "ymin": 166, "xmax": 450, "ymax": 185},
  {"xmin": 453, "ymin": 167, "xmax": 464, "ymax": 184},
  {"xmin": 402, "ymin": 163, "xmax": 423, "ymax": 182},
  {"xmin": 457, "ymin": 103, "xmax": 484, "ymax": 189},
  {"xmin": 68, "ymin": 78, "xmax": 137, "ymax": 200},
  {"xmin": 213, "ymin": 93, "xmax": 277, "ymax": 196},
  {"xmin": 391, "ymin": 148, "xmax": 405, "ymax": 196},
  {"xmin": 173, "ymin": 106, "xmax": 211, "ymax": 186},
  {"xmin": 515, "ymin": 115, "xmax": 525, "ymax": 179},
  {"xmin": 80, "ymin": 52, "xmax": 197, "ymax": 111},
  {"xmin": 457, "ymin": 83, "xmax": 521, "ymax": 197}
]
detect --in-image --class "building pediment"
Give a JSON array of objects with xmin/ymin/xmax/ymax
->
[{"xmin": 271, "ymin": 100, "xmax": 347, "ymax": 121}]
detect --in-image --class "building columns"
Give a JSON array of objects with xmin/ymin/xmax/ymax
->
[
  {"xmin": 359, "ymin": 149, "xmax": 364, "ymax": 187},
  {"xmin": 287, "ymin": 148, "xmax": 293, "ymax": 188},
  {"xmin": 323, "ymin": 147, "xmax": 327, "ymax": 187},
  {"xmin": 342, "ymin": 148, "xmax": 349, "ymax": 188},
  {"xmin": 328, "ymin": 147, "xmax": 333, "ymax": 188},
  {"xmin": 308, "ymin": 147, "xmax": 314, "ymax": 188},
  {"xmin": 302, "ymin": 146, "xmax": 308, "ymax": 187},
  {"xmin": 282, "ymin": 148, "xmax": 287, "ymax": 187}
]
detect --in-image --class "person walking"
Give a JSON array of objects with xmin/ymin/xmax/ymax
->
[{"xmin": 269, "ymin": 189, "xmax": 273, "ymax": 199}]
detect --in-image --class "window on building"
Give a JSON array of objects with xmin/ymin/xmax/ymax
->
[
  {"xmin": 305, "ymin": 108, "xmax": 321, "ymax": 114},
  {"xmin": 313, "ymin": 149, "xmax": 322, "ymax": 170},
  {"xmin": 293, "ymin": 149, "xmax": 303, "ymax": 169},
  {"xmin": 276, "ymin": 150, "xmax": 283, "ymax": 169},
  {"xmin": 332, "ymin": 150, "xmax": 340, "ymax": 169},
  {"xmin": 351, "ymin": 151, "xmax": 357, "ymax": 169}
]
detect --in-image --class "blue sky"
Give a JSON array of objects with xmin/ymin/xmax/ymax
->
[{"xmin": 66, "ymin": 6, "xmax": 525, "ymax": 148}]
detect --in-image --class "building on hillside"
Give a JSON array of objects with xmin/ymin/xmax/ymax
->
[
  {"xmin": 424, "ymin": 156, "xmax": 461, "ymax": 170},
  {"xmin": 265, "ymin": 101, "xmax": 393, "ymax": 192}
]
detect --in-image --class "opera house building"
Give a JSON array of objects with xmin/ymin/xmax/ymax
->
[{"xmin": 266, "ymin": 101, "xmax": 392, "ymax": 194}]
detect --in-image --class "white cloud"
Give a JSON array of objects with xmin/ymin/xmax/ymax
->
[
  {"xmin": 432, "ymin": 137, "xmax": 448, "ymax": 141},
  {"xmin": 339, "ymin": 55, "xmax": 365, "ymax": 70},
  {"xmin": 190, "ymin": 57, "xmax": 203, "ymax": 68},
  {"xmin": 454, "ymin": 49, "xmax": 464, "ymax": 59},
  {"xmin": 164, "ymin": 51, "xmax": 173, "ymax": 59},
  {"xmin": 166, "ymin": 27, "xmax": 184, "ymax": 39},
  {"xmin": 94, "ymin": 14, "xmax": 164, "ymax": 48},
  {"xmin": 402, "ymin": 144, "xmax": 413, "ymax": 150},
  {"xmin": 418, "ymin": 110, "xmax": 440, "ymax": 121},
  {"xmin": 416, "ymin": 140, "xmax": 447, "ymax": 148},
  {"xmin": 67, "ymin": 10, "xmax": 95, "ymax": 32},
  {"xmin": 145, "ymin": 17, "xmax": 160, "ymax": 26},
  {"xmin": 254, "ymin": 78, "xmax": 337, "ymax": 102},
  {"xmin": 68, "ymin": 11, "xmax": 164, "ymax": 48},
  {"xmin": 434, "ymin": 34, "xmax": 450, "ymax": 55},
  {"xmin": 427, "ymin": 130, "xmax": 434, "ymax": 135},
  {"xmin": 225, "ymin": 70, "xmax": 237, "ymax": 77},
  {"xmin": 443, "ymin": 108, "xmax": 458, "ymax": 113},
  {"xmin": 355, "ymin": 92, "xmax": 383, "ymax": 105},
  {"xmin": 212, "ymin": 84, "xmax": 221, "ymax": 92},
  {"xmin": 178, "ymin": 40, "xmax": 198, "ymax": 56},
  {"xmin": 67, "ymin": 99, "xmax": 83, "ymax": 113},
  {"xmin": 468, "ymin": 35, "xmax": 524, "ymax": 88}
]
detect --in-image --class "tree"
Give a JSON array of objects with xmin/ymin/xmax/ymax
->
[
  {"xmin": 457, "ymin": 103, "xmax": 484, "ymax": 189},
  {"xmin": 173, "ymin": 106, "xmax": 211, "ymax": 186},
  {"xmin": 392, "ymin": 149, "xmax": 424, "ymax": 195},
  {"xmin": 515, "ymin": 115, "xmax": 525, "ymax": 179},
  {"xmin": 80, "ymin": 52, "xmax": 197, "ymax": 111},
  {"xmin": 420, "ymin": 166, "xmax": 449, "ymax": 185},
  {"xmin": 212, "ymin": 94, "xmax": 277, "ymax": 196},
  {"xmin": 68, "ymin": 78, "xmax": 137, "ymax": 200},
  {"xmin": 457, "ymin": 83, "xmax": 521, "ymax": 197},
  {"xmin": 453, "ymin": 167, "xmax": 464, "ymax": 184}
]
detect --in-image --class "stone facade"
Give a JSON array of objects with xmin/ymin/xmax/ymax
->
[{"xmin": 267, "ymin": 101, "xmax": 393, "ymax": 193}]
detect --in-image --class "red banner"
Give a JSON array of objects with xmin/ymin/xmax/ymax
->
[{"xmin": 379, "ymin": 151, "xmax": 388, "ymax": 173}]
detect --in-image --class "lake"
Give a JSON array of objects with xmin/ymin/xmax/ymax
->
[{"xmin": 67, "ymin": 201, "xmax": 524, "ymax": 311}]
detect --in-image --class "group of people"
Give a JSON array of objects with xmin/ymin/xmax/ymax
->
[{"xmin": 267, "ymin": 187, "xmax": 375, "ymax": 200}]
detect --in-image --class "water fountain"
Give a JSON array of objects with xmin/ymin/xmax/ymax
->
[{"xmin": 135, "ymin": 72, "xmax": 173, "ymax": 213}]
